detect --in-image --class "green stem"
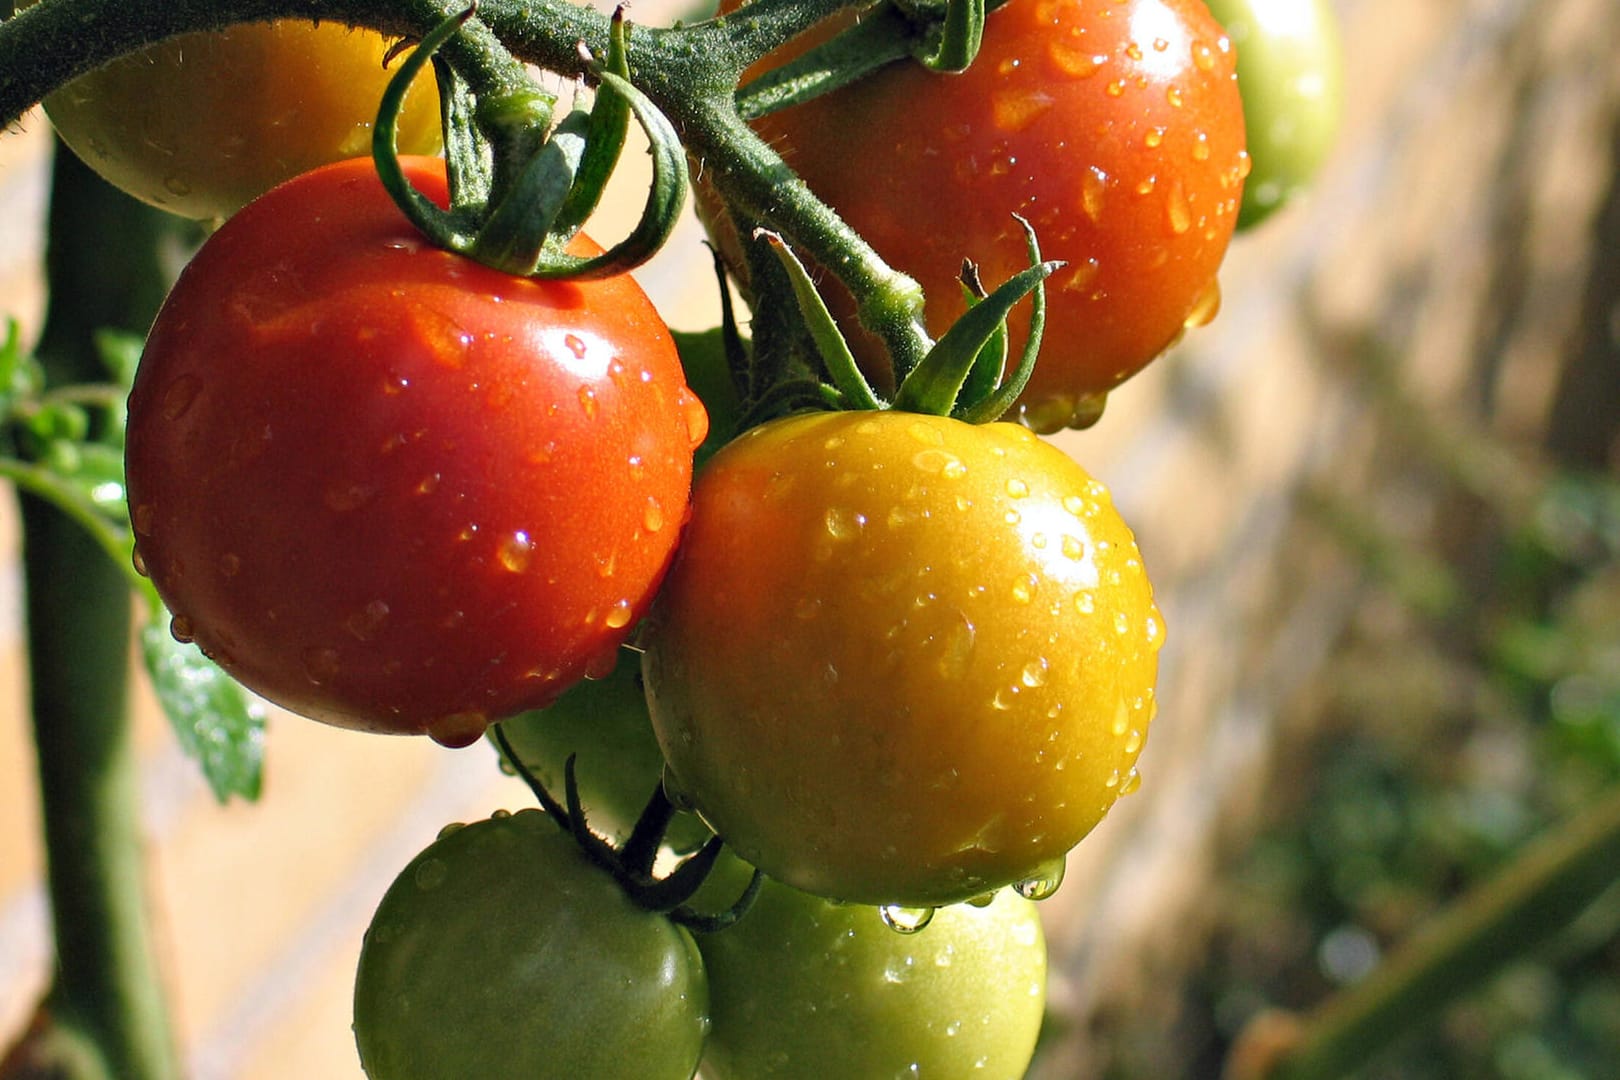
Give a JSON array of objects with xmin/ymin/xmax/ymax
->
[
  {"xmin": 10, "ymin": 144, "xmax": 184, "ymax": 1080},
  {"xmin": 1254, "ymin": 782, "xmax": 1620, "ymax": 1080},
  {"xmin": 0, "ymin": 0, "xmax": 935, "ymax": 373}
]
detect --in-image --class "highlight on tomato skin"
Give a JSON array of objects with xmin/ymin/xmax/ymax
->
[
  {"xmin": 124, "ymin": 156, "xmax": 708, "ymax": 747},
  {"xmin": 33, "ymin": 17, "xmax": 443, "ymax": 221},
  {"xmin": 705, "ymin": 0, "xmax": 1249, "ymax": 432},
  {"xmin": 642, "ymin": 410, "xmax": 1164, "ymax": 908}
]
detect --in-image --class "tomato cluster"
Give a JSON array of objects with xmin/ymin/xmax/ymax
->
[{"xmin": 40, "ymin": 0, "xmax": 1340, "ymax": 1073}]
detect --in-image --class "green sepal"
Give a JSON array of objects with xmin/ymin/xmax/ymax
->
[
  {"xmin": 525, "ymin": 67, "xmax": 690, "ymax": 280},
  {"xmin": 893, "ymin": 216, "xmax": 1057, "ymax": 420},
  {"xmin": 760, "ymin": 229, "xmax": 883, "ymax": 411},
  {"xmin": 953, "ymin": 263, "xmax": 1007, "ymax": 414},
  {"xmin": 550, "ymin": 9, "xmax": 634, "ymax": 241},
  {"xmin": 472, "ymin": 104, "xmax": 591, "ymax": 274},
  {"xmin": 905, "ymin": 0, "xmax": 986, "ymax": 72}
]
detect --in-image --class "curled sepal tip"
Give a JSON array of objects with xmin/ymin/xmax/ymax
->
[
  {"xmin": 894, "ymin": 215, "xmax": 1059, "ymax": 422},
  {"xmin": 907, "ymin": 0, "xmax": 987, "ymax": 73},
  {"xmin": 526, "ymin": 65, "xmax": 689, "ymax": 280},
  {"xmin": 373, "ymin": 4, "xmax": 482, "ymax": 255}
]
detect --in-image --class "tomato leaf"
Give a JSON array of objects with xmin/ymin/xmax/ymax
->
[{"xmin": 139, "ymin": 614, "xmax": 265, "ymax": 803}]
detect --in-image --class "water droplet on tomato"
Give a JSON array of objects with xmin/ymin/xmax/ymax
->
[
  {"xmin": 1166, "ymin": 84, "xmax": 1185, "ymax": 108},
  {"xmin": 497, "ymin": 531, "xmax": 534, "ymax": 573},
  {"xmin": 413, "ymin": 858, "xmax": 448, "ymax": 891},
  {"xmin": 1184, "ymin": 278, "xmax": 1222, "ymax": 329},
  {"xmin": 162, "ymin": 174, "xmax": 192, "ymax": 197},
  {"xmin": 991, "ymin": 88, "xmax": 1055, "ymax": 133},
  {"xmin": 680, "ymin": 389, "xmax": 709, "ymax": 448},
  {"xmin": 1166, "ymin": 180, "xmax": 1192, "ymax": 235},
  {"xmin": 1124, "ymin": 728, "xmax": 1143, "ymax": 753},
  {"xmin": 824, "ymin": 506, "xmax": 866, "ymax": 540},
  {"xmin": 131, "ymin": 546, "xmax": 149, "ymax": 578},
  {"xmin": 578, "ymin": 385, "xmax": 598, "ymax": 420},
  {"xmin": 169, "ymin": 615, "xmax": 195, "ymax": 644},
  {"xmin": 966, "ymin": 890, "xmax": 998, "ymax": 908},
  {"xmin": 160, "ymin": 374, "xmax": 201, "ymax": 421},
  {"xmin": 604, "ymin": 600, "xmax": 634, "ymax": 629},
  {"xmin": 427, "ymin": 710, "xmax": 488, "ymax": 748},
  {"xmin": 1013, "ymin": 859, "xmax": 1066, "ymax": 901},
  {"xmin": 345, "ymin": 600, "xmax": 391, "ymax": 641},
  {"xmin": 1005, "ymin": 477, "xmax": 1030, "ymax": 499},
  {"xmin": 301, "ymin": 646, "xmax": 340, "ymax": 685},
  {"xmin": 1021, "ymin": 658, "xmax": 1049, "ymax": 688},
  {"xmin": 1192, "ymin": 39, "xmax": 1216, "ymax": 72},
  {"xmin": 1120, "ymin": 767, "xmax": 1143, "ymax": 795},
  {"xmin": 436, "ymin": 821, "xmax": 466, "ymax": 839},
  {"xmin": 879, "ymin": 905, "xmax": 935, "ymax": 934},
  {"xmin": 643, "ymin": 499, "xmax": 666, "ymax": 534}
]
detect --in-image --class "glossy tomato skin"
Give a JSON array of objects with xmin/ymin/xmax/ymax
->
[
  {"xmin": 494, "ymin": 651, "xmax": 711, "ymax": 852},
  {"xmin": 696, "ymin": 861, "xmax": 1047, "ymax": 1080},
  {"xmin": 641, "ymin": 411, "xmax": 1162, "ymax": 906},
  {"xmin": 714, "ymin": 0, "xmax": 1247, "ymax": 431},
  {"xmin": 353, "ymin": 809, "xmax": 710, "ymax": 1080},
  {"xmin": 1205, "ymin": 0, "xmax": 1344, "ymax": 228},
  {"xmin": 126, "ymin": 157, "xmax": 707, "ymax": 747},
  {"xmin": 38, "ymin": 18, "xmax": 441, "ymax": 220}
]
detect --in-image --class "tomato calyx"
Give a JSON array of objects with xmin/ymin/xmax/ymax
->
[
  {"xmin": 372, "ymin": 5, "xmax": 687, "ymax": 280},
  {"xmin": 490, "ymin": 722, "xmax": 764, "ymax": 931},
  {"xmin": 753, "ymin": 216, "xmax": 1059, "ymax": 424}
]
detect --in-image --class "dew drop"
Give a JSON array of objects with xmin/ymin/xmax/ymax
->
[
  {"xmin": 1014, "ymin": 859, "xmax": 1066, "ymax": 901},
  {"xmin": 1167, "ymin": 84, "xmax": 1185, "ymax": 108},
  {"xmin": 824, "ymin": 506, "xmax": 866, "ymax": 540},
  {"xmin": 1114, "ymin": 610, "xmax": 1132, "ymax": 635},
  {"xmin": 880, "ymin": 905, "xmax": 935, "ymax": 934},
  {"xmin": 992, "ymin": 684, "xmax": 1020, "ymax": 711},
  {"xmin": 1080, "ymin": 165, "xmax": 1108, "ymax": 223},
  {"xmin": 416, "ymin": 473, "xmax": 441, "ymax": 496},
  {"xmin": 604, "ymin": 600, "xmax": 634, "ymax": 629},
  {"xmin": 169, "ymin": 615, "xmax": 195, "ymax": 644},
  {"xmin": 912, "ymin": 448, "xmax": 966, "ymax": 477},
  {"xmin": 1048, "ymin": 41, "xmax": 1108, "ymax": 78},
  {"xmin": 1005, "ymin": 477, "xmax": 1030, "ymax": 499},
  {"xmin": 413, "ymin": 858, "xmax": 448, "ymax": 891},
  {"xmin": 644, "ymin": 499, "xmax": 666, "ymax": 533},
  {"xmin": 1125, "ymin": 728, "xmax": 1143, "ymax": 753},
  {"xmin": 1166, "ymin": 180, "xmax": 1192, "ymax": 235},
  {"xmin": 563, "ymin": 333, "xmax": 588, "ymax": 359},
  {"xmin": 427, "ymin": 710, "xmax": 488, "ymax": 749},
  {"xmin": 1105, "ymin": 79, "xmax": 1126, "ymax": 97},
  {"xmin": 160, "ymin": 374, "xmax": 201, "ymax": 422},
  {"xmin": 1144, "ymin": 126, "xmax": 1166, "ymax": 149},
  {"xmin": 966, "ymin": 890, "xmax": 998, "ymax": 908},
  {"xmin": 1191, "ymin": 131, "xmax": 1211, "ymax": 162},
  {"xmin": 1120, "ymin": 767, "xmax": 1143, "ymax": 795},
  {"xmin": 498, "ymin": 531, "xmax": 534, "ymax": 573},
  {"xmin": 1125, "ymin": 41, "xmax": 1143, "ymax": 61},
  {"xmin": 1020, "ymin": 658, "xmax": 1050, "ymax": 688},
  {"xmin": 1184, "ymin": 278, "xmax": 1222, "ymax": 329},
  {"xmin": 436, "ymin": 821, "xmax": 466, "ymax": 840},
  {"xmin": 992, "ymin": 88, "xmax": 1055, "ymax": 133},
  {"xmin": 302, "ymin": 646, "xmax": 340, "ymax": 686},
  {"xmin": 578, "ymin": 385, "xmax": 598, "ymax": 420},
  {"xmin": 680, "ymin": 389, "xmax": 710, "ymax": 448},
  {"xmin": 131, "ymin": 546, "xmax": 149, "ymax": 578}
]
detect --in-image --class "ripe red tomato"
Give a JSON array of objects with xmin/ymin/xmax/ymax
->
[
  {"xmin": 126, "ymin": 156, "xmax": 708, "ymax": 747},
  {"xmin": 641, "ymin": 411, "xmax": 1162, "ymax": 906},
  {"xmin": 35, "ymin": 18, "xmax": 441, "ymax": 221},
  {"xmin": 713, "ymin": 0, "xmax": 1247, "ymax": 431}
]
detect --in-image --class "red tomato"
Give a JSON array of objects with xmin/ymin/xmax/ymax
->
[
  {"xmin": 712, "ymin": 0, "xmax": 1248, "ymax": 431},
  {"xmin": 126, "ymin": 157, "xmax": 707, "ymax": 747}
]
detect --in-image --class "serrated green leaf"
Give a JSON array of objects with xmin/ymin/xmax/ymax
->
[{"xmin": 139, "ymin": 614, "xmax": 265, "ymax": 803}]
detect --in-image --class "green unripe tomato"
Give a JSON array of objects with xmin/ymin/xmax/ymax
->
[
  {"xmin": 694, "ymin": 858, "xmax": 1048, "ymax": 1080},
  {"xmin": 1207, "ymin": 0, "xmax": 1345, "ymax": 228},
  {"xmin": 494, "ymin": 653, "xmax": 711, "ymax": 853},
  {"xmin": 353, "ymin": 810, "xmax": 709, "ymax": 1080}
]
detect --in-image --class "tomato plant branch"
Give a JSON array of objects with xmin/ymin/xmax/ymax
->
[
  {"xmin": 0, "ymin": 0, "xmax": 937, "ymax": 384},
  {"xmin": 1237, "ymin": 781, "xmax": 1620, "ymax": 1080},
  {"xmin": 7, "ymin": 146, "xmax": 183, "ymax": 1080}
]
